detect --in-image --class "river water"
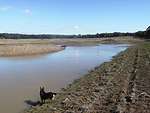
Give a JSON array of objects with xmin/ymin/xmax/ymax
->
[{"xmin": 0, "ymin": 44, "xmax": 129, "ymax": 113}]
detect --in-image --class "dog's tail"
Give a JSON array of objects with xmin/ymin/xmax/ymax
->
[{"xmin": 53, "ymin": 92, "xmax": 57, "ymax": 95}]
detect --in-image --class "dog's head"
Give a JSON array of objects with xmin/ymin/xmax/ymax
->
[{"xmin": 40, "ymin": 87, "xmax": 45, "ymax": 93}]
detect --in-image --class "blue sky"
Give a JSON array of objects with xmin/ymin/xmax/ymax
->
[{"xmin": 0, "ymin": 0, "xmax": 150, "ymax": 34}]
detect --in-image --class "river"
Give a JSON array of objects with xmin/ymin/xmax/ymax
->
[{"xmin": 0, "ymin": 44, "xmax": 129, "ymax": 113}]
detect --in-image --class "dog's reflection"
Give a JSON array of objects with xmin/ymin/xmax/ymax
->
[{"xmin": 24, "ymin": 100, "xmax": 41, "ymax": 106}]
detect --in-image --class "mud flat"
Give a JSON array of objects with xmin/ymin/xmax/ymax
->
[{"xmin": 23, "ymin": 42, "xmax": 150, "ymax": 113}]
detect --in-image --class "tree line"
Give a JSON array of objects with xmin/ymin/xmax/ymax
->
[
  {"xmin": 134, "ymin": 27, "xmax": 150, "ymax": 39},
  {"xmin": 0, "ymin": 32, "xmax": 134, "ymax": 39},
  {"xmin": 0, "ymin": 26, "xmax": 149, "ymax": 39}
]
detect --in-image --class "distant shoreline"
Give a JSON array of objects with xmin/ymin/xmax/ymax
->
[{"xmin": 0, "ymin": 37, "xmax": 143, "ymax": 57}]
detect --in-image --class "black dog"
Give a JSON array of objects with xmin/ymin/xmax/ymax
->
[{"xmin": 40, "ymin": 87, "xmax": 56, "ymax": 104}]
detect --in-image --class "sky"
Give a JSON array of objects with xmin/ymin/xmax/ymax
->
[{"xmin": 0, "ymin": 0, "xmax": 150, "ymax": 34}]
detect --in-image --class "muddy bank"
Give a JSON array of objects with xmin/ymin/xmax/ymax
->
[{"xmin": 23, "ymin": 42, "xmax": 150, "ymax": 113}]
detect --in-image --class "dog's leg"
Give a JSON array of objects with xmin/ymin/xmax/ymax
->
[
  {"xmin": 52, "ymin": 94, "xmax": 56, "ymax": 100},
  {"xmin": 41, "ymin": 99, "xmax": 43, "ymax": 104}
]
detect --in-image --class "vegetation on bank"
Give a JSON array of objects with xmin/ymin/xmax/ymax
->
[
  {"xmin": 0, "ymin": 44, "xmax": 64, "ymax": 56},
  {"xmin": 23, "ymin": 42, "xmax": 150, "ymax": 113}
]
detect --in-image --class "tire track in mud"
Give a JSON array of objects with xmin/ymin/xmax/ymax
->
[
  {"xmin": 124, "ymin": 49, "xmax": 139, "ymax": 113},
  {"xmin": 124, "ymin": 46, "xmax": 150, "ymax": 113}
]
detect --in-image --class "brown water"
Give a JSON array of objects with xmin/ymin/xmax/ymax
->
[{"xmin": 0, "ymin": 44, "xmax": 129, "ymax": 113}]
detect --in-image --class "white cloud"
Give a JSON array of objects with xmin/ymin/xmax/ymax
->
[
  {"xmin": 74, "ymin": 25, "xmax": 79, "ymax": 29},
  {"xmin": 0, "ymin": 6, "xmax": 12, "ymax": 11},
  {"xmin": 24, "ymin": 9, "xmax": 32, "ymax": 15}
]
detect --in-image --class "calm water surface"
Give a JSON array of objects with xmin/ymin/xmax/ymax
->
[{"xmin": 0, "ymin": 44, "xmax": 129, "ymax": 113}]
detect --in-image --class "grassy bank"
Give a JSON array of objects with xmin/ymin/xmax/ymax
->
[
  {"xmin": 23, "ymin": 42, "xmax": 150, "ymax": 113},
  {"xmin": 0, "ymin": 44, "xmax": 64, "ymax": 57}
]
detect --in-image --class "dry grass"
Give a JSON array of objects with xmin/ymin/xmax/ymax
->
[{"xmin": 0, "ymin": 44, "xmax": 63, "ymax": 56}]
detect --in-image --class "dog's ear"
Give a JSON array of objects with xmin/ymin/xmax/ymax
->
[{"xmin": 40, "ymin": 87, "xmax": 42, "ymax": 90}]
